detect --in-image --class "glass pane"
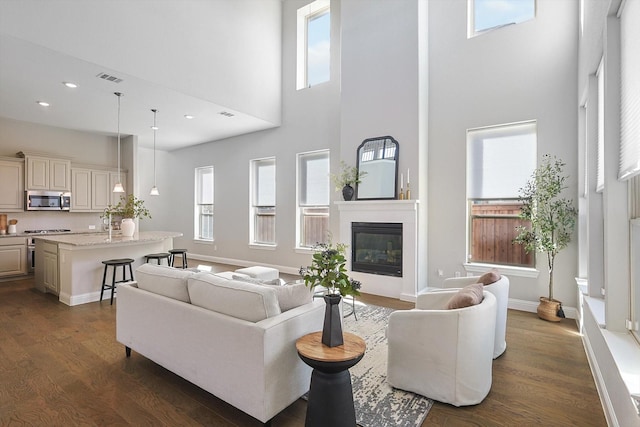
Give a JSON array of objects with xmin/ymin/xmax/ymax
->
[
  {"xmin": 307, "ymin": 10, "xmax": 330, "ymax": 87},
  {"xmin": 256, "ymin": 160, "xmax": 276, "ymax": 206},
  {"xmin": 301, "ymin": 207, "xmax": 329, "ymax": 247},
  {"xmin": 469, "ymin": 200, "xmax": 534, "ymax": 267},
  {"xmin": 300, "ymin": 152, "xmax": 329, "ymax": 206},
  {"xmin": 474, "ymin": 0, "xmax": 535, "ymax": 33},
  {"xmin": 467, "ymin": 122, "xmax": 536, "ymax": 199}
]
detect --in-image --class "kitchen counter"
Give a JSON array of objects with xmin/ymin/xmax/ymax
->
[
  {"xmin": 34, "ymin": 231, "xmax": 181, "ymax": 248},
  {"xmin": 34, "ymin": 230, "xmax": 183, "ymax": 306}
]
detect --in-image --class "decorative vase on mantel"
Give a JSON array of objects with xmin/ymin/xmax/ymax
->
[
  {"xmin": 120, "ymin": 218, "xmax": 136, "ymax": 237},
  {"xmin": 322, "ymin": 294, "xmax": 344, "ymax": 347},
  {"xmin": 342, "ymin": 184, "xmax": 355, "ymax": 201}
]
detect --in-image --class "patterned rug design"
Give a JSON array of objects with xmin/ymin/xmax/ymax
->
[{"xmin": 343, "ymin": 303, "xmax": 433, "ymax": 427}]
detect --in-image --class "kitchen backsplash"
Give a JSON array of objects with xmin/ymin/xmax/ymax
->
[{"xmin": 0, "ymin": 211, "xmax": 106, "ymax": 233}]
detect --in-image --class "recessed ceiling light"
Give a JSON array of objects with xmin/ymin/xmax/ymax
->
[
  {"xmin": 63, "ymin": 82, "xmax": 78, "ymax": 88},
  {"xmin": 184, "ymin": 114, "xmax": 194, "ymax": 119},
  {"xmin": 37, "ymin": 101, "xmax": 50, "ymax": 107}
]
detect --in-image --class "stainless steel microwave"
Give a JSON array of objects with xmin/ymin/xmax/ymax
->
[{"xmin": 25, "ymin": 190, "xmax": 71, "ymax": 211}]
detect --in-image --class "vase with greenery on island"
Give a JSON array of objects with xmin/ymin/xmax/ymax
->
[
  {"xmin": 102, "ymin": 195, "xmax": 151, "ymax": 237},
  {"xmin": 513, "ymin": 154, "xmax": 577, "ymax": 322},
  {"xmin": 299, "ymin": 241, "xmax": 361, "ymax": 347},
  {"xmin": 331, "ymin": 161, "xmax": 367, "ymax": 201}
]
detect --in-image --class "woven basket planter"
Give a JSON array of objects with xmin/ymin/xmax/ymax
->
[{"xmin": 537, "ymin": 297, "xmax": 563, "ymax": 322}]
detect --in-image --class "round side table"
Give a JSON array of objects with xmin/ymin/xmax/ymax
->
[{"xmin": 296, "ymin": 331, "xmax": 366, "ymax": 427}]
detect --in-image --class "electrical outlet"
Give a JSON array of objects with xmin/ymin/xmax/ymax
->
[
  {"xmin": 437, "ymin": 269, "xmax": 444, "ymax": 277},
  {"xmin": 454, "ymin": 271, "xmax": 461, "ymax": 277},
  {"xmin": 89, "ymin": 225, "xmax": 96, "ymax": 230}
]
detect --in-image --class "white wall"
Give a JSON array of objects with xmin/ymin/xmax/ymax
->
[{"xmin": 427, "ymin": 0, "xmax": 579, "ymax": 306}]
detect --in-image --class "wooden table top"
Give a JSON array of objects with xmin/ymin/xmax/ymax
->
[{"xmin": 296, "ymin": 331, "xmax": 366, "ymax": 363}]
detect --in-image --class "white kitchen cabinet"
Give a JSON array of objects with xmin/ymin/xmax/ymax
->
[
  {"xmin": 71, "ymin": 167, "xmax": 126, "ymax": 212},
  {"xmin": 0, "ymin": 159, "xmax": 24, "ymax": 211},
  {"xmin": 42, "ymin": 243, "xmax": 59, "ymax": 294},
  {"xmin": 0, "ymin": 237, "xmax": 27, "ymax": 277},
  {"xmin": 71, "ymin": 168, "xmax": 92, "ymax": 211},
  {"xmin": 25, "ymin": 155, "xmax": 71, "ymax": 191}
]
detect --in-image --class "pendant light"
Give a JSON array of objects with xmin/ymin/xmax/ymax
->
[
  {"xmin": 149, "ymin": 108, "xmax": 160, "ymax": 196},
  {"xmin": 113, "ymin": 92, "xmax": 125, "ymax": 193}
]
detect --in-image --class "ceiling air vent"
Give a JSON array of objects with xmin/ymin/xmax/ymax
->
[
  {"xmin": 96, "ymin": 72, "xmax": 123, "ymax": 84},
  {"xmin": 219, "ymin": 111, "xmax": 235, "ymax": 118}
]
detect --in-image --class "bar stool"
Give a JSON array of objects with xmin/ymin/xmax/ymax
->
[
  {"xmin": 169, "ymin": 249, "xmax": 188, "ymax": 268},
  {"xmin": 100, "ymin": 258, "xmax": 134, "ymax": 305},
  {"xmin": 145, "ymin": 253, "xmax": 171, "ymax": 265}
]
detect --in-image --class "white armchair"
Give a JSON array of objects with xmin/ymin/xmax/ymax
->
[
  {"xmin": 441, "ymin": 275, "xmax": 509, "ymax": 358},
  {"xmin": 387, "ymin": 290, "xmax": 497, "ymax": 406}
]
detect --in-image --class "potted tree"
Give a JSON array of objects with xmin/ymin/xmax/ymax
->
[
  {"xmin": 299, "ymin": 241, "xmax": 361, "ymax": 346},
  {"xmin": 103, "ymin": 194, "xmax": 151, "ymax": 237},
  {"xmin": 514, "ymin": 154, "xmax": 577, "ymax": 322},
  {"xmin": 331, "ymin": 161, "xmax": 367, "ymax": 201}
]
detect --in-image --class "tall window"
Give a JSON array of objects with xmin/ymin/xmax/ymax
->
[
  {"xmin": 468, "ymin": 0, "xmax": 535, "ymax": 38},
  {"xmin": 297, "ymin": 0, "xmax": 330, "ymax": 90},
  {"xmin": 297, "ymin": 150, "xmax": 330, "ymax": 248},
  {"xmin": 251, "ymin": 158, "xmax": 276, "ymax": 245},
  {"xmin": 195, "ymin": 166, "xmax": 214, "ymax": 241},
  {"xmin": 467, "ymin": 121, "xmax": 537, "ymax": 267}
]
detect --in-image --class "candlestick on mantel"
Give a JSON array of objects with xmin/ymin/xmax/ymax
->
[
  {"xmin": 400, "ymin": 173, "xmax": 404, "ymax": 189},
  {"xmin": 407, "ymin": 168, "xmax": 410, "ymax": 185}
]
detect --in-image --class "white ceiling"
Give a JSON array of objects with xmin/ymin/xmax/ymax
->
[{"xmin": 0, "ymin": 0, "xmax": 283, "ymax": 151}]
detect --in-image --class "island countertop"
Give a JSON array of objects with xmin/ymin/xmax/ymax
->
[{"xmin": 34, "ymin": 231, "xmax": 182, "ymax": 248}]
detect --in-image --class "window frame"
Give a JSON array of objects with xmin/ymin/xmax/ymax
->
[
  {"xmin": 466, "ymin": 121, "xmax": 537, "ymax": 270},
  {"xmin": 194, "ymin": 166, "xmax": 214, "ymax": 242},
  {"xmin": 296, "ymin": 150, "xmax": 330, "ymax": 249},
  {"xmin": 296, "ymin": 0, "xmax": 330, "ymax": 90},
  {"xmin": 250, "ymin": 157, "xmax": 277, "ymax": 247}
]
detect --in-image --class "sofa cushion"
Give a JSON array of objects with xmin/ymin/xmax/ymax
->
[
  {"xmin": 188, "ymin": 272, "xmax": 281, "ymax": 322},
  {"xmin": 446, "ymin": 283, "xmax": 484, "ymax": 309},
  {"xmin": 135, "ymin": 263, "xmax": 194, "ymax": 303},
  {"xmin": 478, "ymin": 269, "xmax": 501, "ymax": 285}
]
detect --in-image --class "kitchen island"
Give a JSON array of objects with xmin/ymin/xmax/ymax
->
[{"xmin": 34, "ymin": 231, "xmax": 182, "ymax": 306}]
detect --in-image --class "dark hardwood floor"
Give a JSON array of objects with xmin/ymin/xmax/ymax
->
[{"xmin": 0, "ymin": 264, "xmax": 606, "ymax": 426}]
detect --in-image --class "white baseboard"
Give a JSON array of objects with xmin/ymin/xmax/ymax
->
[
  {"xmin": 581, "ymin": 327, "xmax": 618, "ymax": 427},
  {"xmin": 508, "ymin": 298, "xmax": 578, "ymax": 320}
]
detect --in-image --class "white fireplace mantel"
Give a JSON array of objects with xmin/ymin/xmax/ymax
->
[{"xmin": 336, "ymin": 200, "xmax": 419, "ymax": 301}]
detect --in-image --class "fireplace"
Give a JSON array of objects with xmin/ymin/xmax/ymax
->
[{"xmin": 351, "ymin": 222, "xmax": 402, "ymax": 277}]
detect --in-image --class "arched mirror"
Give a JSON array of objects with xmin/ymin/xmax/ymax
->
[{"xmin": 356, "ymin": 136, "xmax": 399, "ymax": 200}]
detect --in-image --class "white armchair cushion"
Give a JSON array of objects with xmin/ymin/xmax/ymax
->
[
  {"xmin": 441, "ymin": 274, "xmax": 510, "ymax": 358},
  {"xmin": 387, "ymin": 291, "xmax": 497, "ymax": 406}
]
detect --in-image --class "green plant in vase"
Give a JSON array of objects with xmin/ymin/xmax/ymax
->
[
  {"xmin": 330, "ymin": 161, "xmax": 367, "ymax": 201},
  {"xmin": 300, "ymin": 241, "xmax": 361, "ymax": 347},
  {"xmin": 102, "ymin": 195, "xmax": 151, "ymax": 237}
]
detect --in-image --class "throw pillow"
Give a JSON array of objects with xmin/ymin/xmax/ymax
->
[
  {"xmin": 446, "ymin": 283, "xmax": 484, "ymax": 309},
  {"xmin": 232, "ymin": 275, "xmax": 311, "ymax": 311},
  {"xmin": 478, "ymin": 269, "xmax": 501, "ymax": 285}
]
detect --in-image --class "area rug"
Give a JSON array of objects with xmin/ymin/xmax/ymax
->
[{"xmin": 342, "ymin": 303, "xmax": 433, "ymax": 427}]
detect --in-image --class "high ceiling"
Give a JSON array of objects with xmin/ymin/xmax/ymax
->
[{"xmin": 0, "ymin": 0, "xmax": 283, "ymax": 151}]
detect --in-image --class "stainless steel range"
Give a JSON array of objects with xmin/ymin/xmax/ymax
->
[{"xmin": 26, "ymin": 229, "xmax": 72, "ymax": 272}]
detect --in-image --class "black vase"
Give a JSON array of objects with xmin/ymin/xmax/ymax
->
[
  {"xmin": 342, "ymin": 184, "xmax": 355, "ymax": 201},
  {"xmin": 322, "ymin": 294, "xmax": 344, "ymax": 347}
]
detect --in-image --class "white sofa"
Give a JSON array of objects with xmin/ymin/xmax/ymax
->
[
  {"xmin": 116, "ymin": 264, "xmax": 324, "ymax": 424},
  {"xmin": 440, "ymin": 274, "xmax": 509, "ymax": 358},
  {"xmin": 387, "ymin": 290, "xmax": 497, "ymax": 406}
]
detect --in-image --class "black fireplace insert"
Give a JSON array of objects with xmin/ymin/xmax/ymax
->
[{"xmin": 351, "ymin": 222, "xmax": 402, "ymax": 277}]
